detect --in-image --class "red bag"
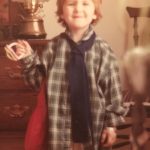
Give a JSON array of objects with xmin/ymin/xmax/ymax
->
[{"xmin": 24, "ymin": 82, "xmax": 48, "ymax": 150}]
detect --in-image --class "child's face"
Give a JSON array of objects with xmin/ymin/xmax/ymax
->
[{"xmin": 61, "ymin": 0, "xmax": 96, "ymax": 31}]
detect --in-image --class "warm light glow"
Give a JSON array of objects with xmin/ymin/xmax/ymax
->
[{"xmin": 11, "ymin": 0, "xmax": 24, "ymax": 2}]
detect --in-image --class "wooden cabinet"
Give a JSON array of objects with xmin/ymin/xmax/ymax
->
[{"xmin": 0, "ymin": 39, "xmax": 49, "ymax": 150}]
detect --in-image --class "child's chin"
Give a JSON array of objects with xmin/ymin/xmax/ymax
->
[{"xmin": 70, "ymin": 23, "xmax": 89, "ymax": 29}]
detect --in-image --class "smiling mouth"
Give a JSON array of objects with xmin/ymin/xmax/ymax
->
[
  {"xmin": 72, "ymin": 15, "xmax": 83, "ymax": 18},
  {"xmin": 73, "ymin": 14, "xmax": 83, "ymax": 18}
]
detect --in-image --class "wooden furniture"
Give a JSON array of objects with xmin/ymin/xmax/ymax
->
[{"xmin": 0, "ymin": 39, "xmax": 49, "ymax": 150}]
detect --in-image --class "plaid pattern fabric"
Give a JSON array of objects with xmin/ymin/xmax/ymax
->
[{"xmin": 21, "ymin": 28, "xmax": 125, "ymax": 150}]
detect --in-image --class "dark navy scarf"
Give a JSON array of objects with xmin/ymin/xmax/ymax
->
[{"xmin": 61, "ymin": 30, "xmax": 96, "ymax": 143}]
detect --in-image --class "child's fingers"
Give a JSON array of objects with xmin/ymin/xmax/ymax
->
[
  {"xmin": 5, "ymin": 46, "xmax": 18, "ymax": 58},
  {"xmin": 103, "ymin": 134, "xmax": 114, "ymax": 147},
  {"xmin": 6, "ymin": 51, "xmax": 18, "ymax": 61},
  {"xmin": 22, "ymin": 40, "xmax": 30, "ymax": 46},
  {"xmin": 101, "ymin": 130, "xmax": 107, "ymax": 144},
  {"xmin": 6, "ymin": 52, "xmax": 17, "ymax": 61},
  {"xmin": 20, "ymin": 40, "xmax": 30, "ymax": 49},
  {"xmin": 5, "ymin": 42, "xmax": 30, "ymax": 58},
  {"xmin": 7, "ymin": 42, "xmax": 24, "ymax": 50},
  {"xmin": 22, "ymin": 40, "xmax": 33, "ymax": 54},
  {"xmin": 17, "ymin": 40, "xmax": 30, "ymax": 50},
  {"xmin": 101, "ymin": 128, "xmax": 117, "ymax": 147},
  {"xmin": 15, "ymin": 43, "xmax": 25, "ymax": 49},
  {"xmin": 6, "ymin": 51, "xmax": 14, "ymax": 60},
  {"xmin": 6, "ymin": 42, "xmax": 27, "ymax": 54},
  {"xmin": 4, "ymin": 41, "xmax": 32, "ymax": 61},
  {"xmin": 16, "ymin": 47, "xmax": 27, "ymax": 54},
  {"xmin": 5, "ymin": 47, "xmax": 18, "ymax": 61},
  {"xmin": 5, "ymin": 45, "xmax": 16, "ymax": 56},
  {"xmin": 17, "ymin": 40, "xmax": 32, "ymax": 55},
  {"xmin": 17, "ymin": 40, "xmax": 26, "ymax": 47}
]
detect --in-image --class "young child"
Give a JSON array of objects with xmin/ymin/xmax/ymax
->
[{"xmin": 4, "ymin": 0, "xmax": 125, "ymax": 149}]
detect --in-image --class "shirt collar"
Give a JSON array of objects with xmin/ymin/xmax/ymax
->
[{"xmin": 65, "ymin": 25, "xmax": 94, "ymax": 43}]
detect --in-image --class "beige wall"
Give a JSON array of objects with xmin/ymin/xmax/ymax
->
[
  {"xmin": 43, "ymin": 0, "xmax": 150, "ymax": 58},
  {"xmin": 118, "ymin": 0, "xmax": 150, "ymax": 52}
]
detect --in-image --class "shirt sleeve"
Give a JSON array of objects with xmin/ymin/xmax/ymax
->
[
  {"xmin": 19, "ymin": 41, "xmax": 55, "ymax": 90},
  {"xmin": 98, "ymin": 42, "xmax": 126, "ymax": 127}
]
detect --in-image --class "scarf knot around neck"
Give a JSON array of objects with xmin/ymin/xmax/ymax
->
[{"xmin": 61, "ymin": 30, "xmax": 96, "ymax": 143}]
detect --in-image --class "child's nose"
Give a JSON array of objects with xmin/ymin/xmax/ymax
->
[{"xmin": 74, "ymin": 3, "xmax": 83, "ymax": 12}]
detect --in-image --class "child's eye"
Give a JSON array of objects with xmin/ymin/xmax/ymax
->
[
  {"xmin": 83, "ymin": 2, "xmax": 89, "ymax": 6},
  {"xmin": 68, "ymin": 3, "xmax": 75, "ymax": 6}
]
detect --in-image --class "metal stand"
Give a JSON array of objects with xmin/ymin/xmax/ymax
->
[
  {"xmin": 133, "ymin": 17, "xmax": 138, "ymax": 46},
  {"xmin": 126, "ymin": 6, "xmax": 150, "ymax": 46}
]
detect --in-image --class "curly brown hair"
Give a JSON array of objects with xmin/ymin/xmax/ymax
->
[{"xmin": 56, "ymin": 0, "xmax": 102, "ymax": 27}]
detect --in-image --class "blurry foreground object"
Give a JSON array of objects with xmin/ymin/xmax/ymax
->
[
  {"xmin": 123, "ymin": 46, "xmax": 150, "ymax": 96},
  {"xmin": 122, "ymin": 46, "xmax": 150, "ymax": 150}
]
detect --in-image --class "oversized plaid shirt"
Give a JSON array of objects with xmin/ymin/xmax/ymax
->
[{"xmin": 21, "ymin": 27, "xmax": 125, "ymax": 150}]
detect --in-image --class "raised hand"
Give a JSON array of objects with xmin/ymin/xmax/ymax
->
[{"xmin": 4, "ymin": 40, "xmax": 33, "ymax": 61}]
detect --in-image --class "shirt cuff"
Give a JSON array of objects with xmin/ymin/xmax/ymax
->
[
  {"xmin": 104, "ymin": 112, "xmax": 125, "ymax": 127},
  {"xmin": 19, "ymin": 51, "xmax": 38, "ymax": 67},
  {"xmin": 106, "ymin": 104, "xmax": 127, "ymax": 116}
]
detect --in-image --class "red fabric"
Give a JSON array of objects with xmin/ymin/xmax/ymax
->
[{"xmin": 24, "ymin": 82, "xmax": 48, "ymax": 150}]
